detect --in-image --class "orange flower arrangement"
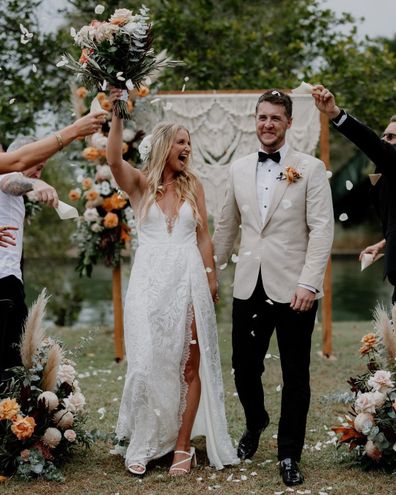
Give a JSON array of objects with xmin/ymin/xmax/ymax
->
[
  {"xmin": 137, "ymin": 86, "xmax": 150, "ymax": 97},
  {"xmin": 11, "ymin": 415, "xmax": 36, "ymax": 441},
  {"xmin": 360, "ymin": 332, "xmax": 377, "ymax": 355},
  {"xmin": 102, "ymin": 193, "xmax": 127, "ymax": 212},
  {"xmin": 84, "ymin": 189, "xmax": 99, "ymax": 202},
  {"xmin": 127, "ymin": 100, "xmax": 134, "ymax": 113},
  {"xmin": 81, "ymin": 178, "xmax": 93, "ymax": 190},
  {"xmin": 68, "ymin": 189, "xmax": 81, "ymax": 201},
  {"xmin": 120, "ymin": 223, "xmax": 131, "ymax": 242},
  {"xmin": 100, "ymin": 99, "xmax": 112, "ymax": 111},
  {"xmin": 75, "ymin": 86, "xmax": 88, "ymax": 99},
  {"xmin": 103, "ymin": 212, "xmax": 119, "ymax": 228},
  {"xmin": 82, "ymin": 147, "xmax": 101, "ymax": 161},
  {"xmin": 0, "ymin": 398, "xmax": 20, "ymax": 420},
  {"xmin": 284, "ymin": 166, "xmax": 303, "ymax": 184},
  {"xmin": 96, "ymin": 92, "xmax": 106, "ymax": 102}
]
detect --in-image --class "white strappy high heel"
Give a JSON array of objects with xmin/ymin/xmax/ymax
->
[
  {"xmin": 169, "ymin": 447, "xmax": 197, "ymax": 475},
  {"xmin": 127, "ymin": 461, "xmax": 147, "ymax": 476}
]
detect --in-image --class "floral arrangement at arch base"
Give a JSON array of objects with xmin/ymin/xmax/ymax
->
[
  {"xmin": 332, "ymin": 304, "xmax": 396, "ymax": 471},
  {"xmin": 0, "ymin": 291, "xmax": 96, "ymax": 481}
]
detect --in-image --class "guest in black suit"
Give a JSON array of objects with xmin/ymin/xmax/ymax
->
[{"xmin": 313, "ymin": 85, "xmax": 396, "ymax": 303}]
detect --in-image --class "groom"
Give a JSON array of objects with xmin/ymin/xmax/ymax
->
[{"xmin": 213, "ymin": 90, "xmax": 333, "ymax": 486}]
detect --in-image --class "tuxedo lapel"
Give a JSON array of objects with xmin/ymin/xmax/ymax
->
[{"xmin": 243, "ymin": 154, "xmax": 262, "ymax": 228}]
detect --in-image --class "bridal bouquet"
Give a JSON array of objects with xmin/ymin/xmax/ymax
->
[
  {"xmin": 59, "ymin": 5, "xmax": 178, "ymax": 119},
  {"xmin": 332, "ymin": 305, "xmax": 396, "ymax": 470},
  {"xmin": 0, "ymin": 291, "xmax": 94, "ymax": 481}
]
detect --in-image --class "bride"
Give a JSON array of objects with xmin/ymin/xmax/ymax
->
[{"xmin": 106, "ymin": 88, "xmax": 238, "ymax": 475}]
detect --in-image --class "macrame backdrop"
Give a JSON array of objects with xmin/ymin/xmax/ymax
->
[{"xmin": 136, "ymin": 92, "xmax": 321, "ymax": 219}]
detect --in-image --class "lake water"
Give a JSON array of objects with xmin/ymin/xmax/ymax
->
[{"xmin": 24, "ymin": 255, "xmax": 393, "ymax": 326}]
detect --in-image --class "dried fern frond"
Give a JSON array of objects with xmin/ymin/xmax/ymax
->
[
  {"xmin": 20, "ymin": 289, "xmax": 49, "ymax": 369},
  {"xmin": 42, "ymin": 343, "xmax": 63, "ymax": 391}
]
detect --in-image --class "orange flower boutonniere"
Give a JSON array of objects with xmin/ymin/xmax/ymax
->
[{"xmin": 284, "ymin": 166, "xmax": 303, "ymax": 184}]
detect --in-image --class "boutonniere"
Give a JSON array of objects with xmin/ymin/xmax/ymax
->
[{"xmin": 285, "ymin": 166, "xmax": 303, "ymax": 183}]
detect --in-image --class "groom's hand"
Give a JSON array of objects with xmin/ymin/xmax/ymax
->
[
  {"xmin": 311, "ymin": 84, "xmax": 341, "ymax": 120},
  {"xmin": 290, "ymin": 287, "xmax": 315, "ymax": 312}
]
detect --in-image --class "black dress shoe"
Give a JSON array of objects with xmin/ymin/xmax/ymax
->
[
  {"xmin": 237, "ymin": 415, "xmax": 269, "ymax": 459},
  {"xmin": 279, "ymin": 458, "xmax": 304, "ymax": 486}
]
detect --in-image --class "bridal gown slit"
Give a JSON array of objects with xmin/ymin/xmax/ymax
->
[{"xmin": 113, "ymin": 201, "xmax": 238, "ymax": 469}]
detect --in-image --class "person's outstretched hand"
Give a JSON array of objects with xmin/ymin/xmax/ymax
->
[{"xmin": 311, "ymin": 84, "xmax": 341, "ymax": 120}]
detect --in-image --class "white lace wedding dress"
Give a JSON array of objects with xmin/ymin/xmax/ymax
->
[{"xmin": 113, "ymin": 201, "xmax": 238, "ymax": 469}]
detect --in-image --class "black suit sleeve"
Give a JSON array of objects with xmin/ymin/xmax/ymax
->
[{"xmin": 334, "ymin": 114, "xmax": 396, "ymax": 177}]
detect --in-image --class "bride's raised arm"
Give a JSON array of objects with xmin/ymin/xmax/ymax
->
[{"xmin": 106, "ymin": 89, "xmax": 146, "ymax": 204}]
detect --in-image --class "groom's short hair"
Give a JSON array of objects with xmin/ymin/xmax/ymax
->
[{"xmin": 256, "ymin": 90, "xmax": 293, "ymax": 119}]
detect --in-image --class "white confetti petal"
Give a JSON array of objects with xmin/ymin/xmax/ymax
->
[
  {"xmin": 250, "ymin": 471, "xmax": 257, "ymax": 476},
  {"xmin": 252, "ymin": 314, "xmax": 257, "ymax": 318},
  {"xmin": 150, "ymin": 98, "xmax": 161, "ymax": 104},
  {"xmin": 184, "ymin": 76, "xmax": 190, "ymax": 81},
  {"xmin": 250, "ymin": 331, "xmax": 255, "ymax": 337},
  {"xmin": 272, "ymin": 433, "xmax": 278, "ymax": 439},
  {"xmin": 326, "ymin": 170, "xmax": 333, "ymax": 179},
  {"xmin": 285, "ymin": 489, "xmax": 295, "ymax": 493},
  {"xmin": 240, "ymin": 475, "xmax": 247, "ymax": 481},
  {"xmin": 56, "ymin": 58, "xmax": 67, "ymax": 67},
  {"xmin": 9, "ymin": 98, "xmax": 15, "ymax": 104},
  {"xmin": 265, "ymin": 298, "xmax": 274, "ymax": 305},
  {"xmin": 126, "ymin": 79, "xmax": 134, "ymax": 90},
  {"xmin": 196, "ymin": 477, "xmax": 203, "ymax": 481},
  {"xmin": 205, "ymin": 267, "xmax": 213, "ymax": 273},
  {"xmin": 190, "ymin": 339, "xmax": 197, "ymax": 344},
  {"xmin": 101, "ymin": 80, "xmax": 108, "ymax": 91},
  {"xmin": 70, "ymin": 27, "xmax": 76, "ymax": 37},
  {"xmin": 181, "ymin": 84, "xmax": 186, "ymax": 92},
  {"xmin": 345, "ymin": 180, "xmax": 353, "ymax": 190},
  {"xmin": 226, "ymin": 474, "xmax": 233, "ymax": 481},
  {"xmin": 32, "ymin": 64, "xmax": 37, "ymax": 73},
  {"xmin": 265, "ymin": 353, "xmax": 272, "ymax": 359},
  {"xmin": 219, "ymin": 263, "xmax": 228, "ymax": 270},
  {"xmin": 95, "ymin": 4, "xmax": 105, "ymax": 14},
  {"xmin": 339, "ymin": 213, "xmax": 348, "ymax": 222},
  {"xmin": 154, "ymin": 408, "xmax": 160, "ymax": 416},
  {"xmin": 233, "ymin": 392, "xmax": 238, "ymax": 397},
  {"xmin": 231, "ymin": 254, "xmax": 239, "ymax": 263},
  {"xmin": 276, "ymin": 384, "xmax": 282, "ymax": 392},
  {"xmin": 97, "ymin": 407, "xmax": 106, "ymax": 419}
]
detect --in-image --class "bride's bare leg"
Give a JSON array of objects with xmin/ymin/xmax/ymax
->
[{"xmin": 169, "ymin": 315, "xmax": 201, "ymax": 474}]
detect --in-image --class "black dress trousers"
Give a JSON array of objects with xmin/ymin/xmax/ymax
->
[{"xmin": 232, "ymin": 274, "xmax": 317, "ymax": 461}]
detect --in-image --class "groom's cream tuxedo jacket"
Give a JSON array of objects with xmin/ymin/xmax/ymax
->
[{"xmin": 213, "ymin": 148, "xmax": 334, "ymax": 302}]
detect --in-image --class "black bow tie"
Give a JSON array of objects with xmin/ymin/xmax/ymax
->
[{"xmin": 258, "ymin": 151, "xmax": 281, "ymax": 163}]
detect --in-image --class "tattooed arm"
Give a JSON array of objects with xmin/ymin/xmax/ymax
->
[{"xmin": 0, "ymin": 174, "xmax": 59, "ymax": 207}]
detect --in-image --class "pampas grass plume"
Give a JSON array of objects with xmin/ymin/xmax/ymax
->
[
  {"xmin": 42, "ymin": 343, "xmax": 63, "ymax": 392},
  {"xmin": 20, "ymin": 289, "xmax": 49, "ymax": 369}
]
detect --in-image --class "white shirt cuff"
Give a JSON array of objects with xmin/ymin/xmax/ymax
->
[{"xmin": 298, "ymin": 283, "xmax": 317, "ymax": 294}]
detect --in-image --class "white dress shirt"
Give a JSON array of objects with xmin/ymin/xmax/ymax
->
[{"xmin": 256, "ymin": 143, "xmax": 289, "ymax": 225}]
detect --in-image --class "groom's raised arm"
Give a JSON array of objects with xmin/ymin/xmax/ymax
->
[{"xmin": 213, "ymin": 163, "xmax": 241, "ymax": 268}]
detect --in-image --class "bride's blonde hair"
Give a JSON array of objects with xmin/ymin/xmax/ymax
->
[{"xmin": 138, "ymin": 122, "xmax": 202, "ymax": 226}]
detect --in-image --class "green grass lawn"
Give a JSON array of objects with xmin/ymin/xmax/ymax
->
[{"xmin": 1, "ymin": 317, "xmax": 395, "ymax": 495}]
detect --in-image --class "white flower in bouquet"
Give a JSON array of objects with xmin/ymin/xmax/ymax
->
[
  {"xmin": 93, "ymin": 22, "xmax": 119, "ymax": 44},
  {"xmin": 99, "ymin": 181, "xmax": 112, "ymax": 195},
  {"xmin": 57, "ymin": 363, "xmax": 77, "ymax": 385},
  {"xmin": 355, "ymin": 392, "xmax": 377, "ymax": 414},
  {"xmin": 42, "ymin": 427, "xmax": 62, "ymax": 448},
  {"xmin": 64, "ymin": 391, "xmax": 86, "ymax": 413},
  {"xmin": 91, "ymin": 132, "xmax": 107, "ymax": 149},
  {"xmin": 124, "ymin": 206, "xmax": 134, "ymax": 221},
  {"xmin": 354, "ymin": 412, "xmax": 374, "ymax": 434},
  {"xmin": 53, "ymin": 409, "xmax": 74, "ymax": 429},
  {"xmin": 138, "ymin": 134, "xmax": 152, "ymax": 162},
  {"xmin": 110, "ymin": 8, "xmax": 134, "ymax": 25},
  {"xmin": 364, "ymin": 439, "xmax": 382, "ymax": 461},
  {"xmin": 95, "ymin": 164, "xmax": 112, "ymax": 181},
  {"xmin": 38, "ymin": 391, "xmax": 59, "ymax": 412},
  {"xmin": 372, "ymin": 390, "xmax": 387, "ymax": 408},
  {"xmin": 91, "ymin": 222, "xmax": 103, "ymax": 233},
  {"xmin": 64, "ymin": 429, "xmax": 77, "ymax": 442},
  {"xmin": 122, "ymin": 128, "xmax": 135, "ymax": 142},
  {"xmin": 367, "ymin": 370, "xmax": 394, "ymax": 393},
  {"xmin": 83, "ymin": 207, "xmax": 100, "ymax": 223}
]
